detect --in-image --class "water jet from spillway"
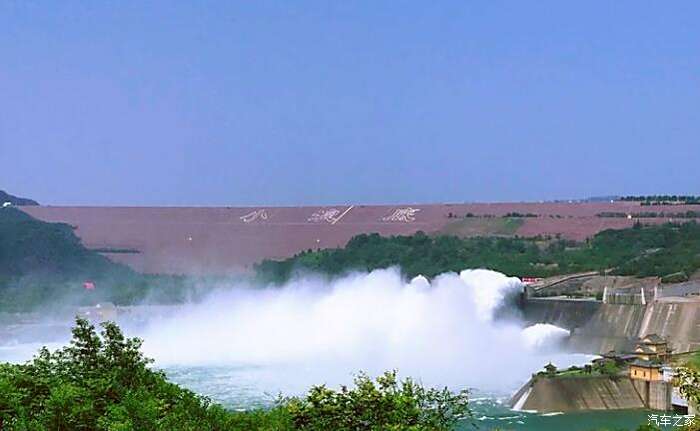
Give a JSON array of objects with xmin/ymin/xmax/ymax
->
[{"xmin": 140, "ymin": 268, "xmax": 583, "ymax": 393}]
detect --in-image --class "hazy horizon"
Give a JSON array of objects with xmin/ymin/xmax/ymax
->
[
  {"xmin": 2, "ymin": 2, "xmax": 698, "ymax": 206},
  {"xmin": 2, "ymin": 189, "xmax": 669, "ymax": 207}
]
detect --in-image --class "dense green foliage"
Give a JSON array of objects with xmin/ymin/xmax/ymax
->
[
  {"xmin": 0, "ymin": 318, "xmax": 251, "ymax": 430},
  {"xmin": 620, "ymin": 195, "xmax": 700, "ymax": 205},
  {"xmin": 0, "ymin": 318, "xmax": 471, "ymax": 430},
  {"xmin": 256, "ymin": 222, "xmax": 700, "ymax": 283},
  {"xmin": 684, "ymin": 352, "xmax": 700, "ymax": 372},
  {"xmin": 671, "ymin": 368, "xmax": 700, "ymax": 431},
  {"xmin": 284, "ymin": 371, "xmax": 470, "ymax": 431},
  {"xmin": 676, "ymin": 367, "xmax": 700, "ymax": 405},
  {"xmin": 502, "ymin": 212, "xmax": 538, "ymax": 218},
  {"xmin": 0, "ymin": 208, "xmax": 199, "ymax": 312},
  {"xmin": 597, "ymin": 211, "xmax": 700, "ymax": 219},
  {"xmin": 0, "ymin": 207, "xmax": 122, "ymax": 280}
]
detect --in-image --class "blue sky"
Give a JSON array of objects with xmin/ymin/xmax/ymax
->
[{"xmin": 1, "ymin": 1, "xmax": 698, "ymax": 205}]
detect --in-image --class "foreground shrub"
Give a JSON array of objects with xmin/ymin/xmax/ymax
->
[
  {"xmin": 283, "ymin": 371, "xmax": 470, "ymax": 431},
  {"xmin": 0, "ymin": 318, "xmax": 249, "ymax": 430},
  {"xmin": 0, "ymin": 318, "xmax": 470, "ymax": 430}
]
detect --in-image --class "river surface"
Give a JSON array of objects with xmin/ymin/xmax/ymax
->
[
  {"xmin": 0, "ymin": 336, "xmax": 652, "ymax": 430},
  {"xmin": 163, "ymin": 364, "xmax": 652, "ymax": 430}
]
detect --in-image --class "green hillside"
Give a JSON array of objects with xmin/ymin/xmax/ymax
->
[
  {"xmin": 256, "ymin": 222, "xmax": 700, "ymax": 284},
  {"xmin": 0, "ymin": 190, "xmax": 39, "ymax": 206},
  {"xmin": 5, "ymin": 203, "xmax": 700, "ymax": 311},
  {"xmin": 0, "ymin": 208, "xmax": 189, "ymax": 311},
  {"xmin": 0, "ymin": 207, "xmax": 119, "ymax": 279}
]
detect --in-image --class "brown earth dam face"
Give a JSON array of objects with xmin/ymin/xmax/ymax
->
[{"xmin": 19, "ymin": 202, "xmax": 700, "ymax": 275}]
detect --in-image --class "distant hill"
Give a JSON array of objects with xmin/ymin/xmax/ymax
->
[
  {"xmin": 0, "ymin": 207, "xmax": 192, "ymax": 311},
  {"xmin": 0, "ymin": 190, "xmax": 39, "ymax": 206},
  {"xmin": 0, "ymin": 207, "xmax": 119, "ymax": 280}
]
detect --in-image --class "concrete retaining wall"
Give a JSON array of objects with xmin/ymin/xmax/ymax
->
[
  {"xmin": 512, "ymin": 376, "xmax": 646, "ymax": 413},
  {"xmin": 522, "ymin": 297, "xmax": 700, "ymax": 355},
  {"xmin": 521, "ymin": 299, "xmax": 601, "ymax": 331},
  {"xmin": 522, "ymin": 300, "xmax": 644, "ymax": 353},
  {"xmin": 639, "ymin": 301, "xmax": 700, "ymax": 353},
  {"xmin": 568, "ymin": 304, "xmax": 647, "ymax": 353},
  {"xmin": 631, "ymin": 380, "xmax": 671, "ymax": 411}
]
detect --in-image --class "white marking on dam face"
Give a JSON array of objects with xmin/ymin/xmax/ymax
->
[
  {"xmin": 240, "ymin": 209, "xmax": 268, "ymax": 223},
  {"xmin": 308, "ymin": 208, "xmax": 341, "ymax": 223},
  {"xmin": 308, "ymin": 205, "xmax": 354, "ymax": 224},
  {"xmin": 512, "ymin": 387, "xmax": 532, "ymax": 411},
  {"xmin": 639, "ymin": 302, "xmax": 655, "ymax": 337},
  {"xmin": 331, "ymin": 205, "xmax": 354, "ymax": 224},
  {"xmin": 382, "ymin": 207, "xmax": 421, "ymax": 222}
]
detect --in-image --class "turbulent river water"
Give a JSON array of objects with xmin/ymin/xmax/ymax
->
[
  {"xmin": 0, "ymin": 268, "xmax": 652, "ymax": 430},
  {"xmin": 161, "ymin": 364, "xmax": 651, "ymax": 430}
]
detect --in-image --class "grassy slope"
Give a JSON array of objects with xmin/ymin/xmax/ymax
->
[{"xmin": 437, "ymin": 217, "xmax": 524, "ymax": 237}]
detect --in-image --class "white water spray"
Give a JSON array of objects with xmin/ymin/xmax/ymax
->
[{"xmin": 140, "ymin": 268, "xmax": 580, "ymax": 393}]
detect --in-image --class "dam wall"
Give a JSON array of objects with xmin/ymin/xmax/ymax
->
[
  {"xmin": 523, "ymin": 297, "xmax": 700, "ymax": 354},
  {"xmin": 521, "ymin": 299, "xmax": 601, "ymax": 331},
  {"xmin": 520, "ymin": 298, "xmax": 638, "ymax": 352},
  {"xmin": 639, "ymin": 300, "xmax": 700, "ymax": 352},
  {"xmin": 521, "ymin": 299, "xmax": 643, "ymax": 353},
  {"xmin": 568, "ymin": 304, "xmax": 647, "ymax": 353},
  {"xmin": 632, "ymin": 379, "xmax": 672, "ymax": 412},
  {"xmin": 21, "ymin": 202, "xmax": 688, "ymax": 274},
  {"xmin": 511, "ymin": 376, "xmax": 673, "ymax": 413},
  {"xmin": 511, "ymin": 376, "xmax": 646, "ymax": 413}
]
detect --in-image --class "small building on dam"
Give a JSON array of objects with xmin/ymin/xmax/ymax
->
[{"xmin": 510, "ymin": 325, "xmax": 695, "ymax": 414}]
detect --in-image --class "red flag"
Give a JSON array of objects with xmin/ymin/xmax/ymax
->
[{"xmin": 83, "ymin": 281, "xmax": 96, "ymax": 290}]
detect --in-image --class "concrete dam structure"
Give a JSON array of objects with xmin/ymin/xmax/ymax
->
[
  {"xmin": 511, "ymin": 376, "xmax": 647, "ymax": 413},
  {"xmin": 513, "ymin": 278, "xmax": 700, "ymax": 414},
  {"xmin": 640, "ymin": 299, "xmax": 700, "ymax": 353},
  {"xmin": 514, "ymin": 294, "xmax": 695, "ymax": 414},
  {"xmin": 510, "ymin": 375, "xmax": 672, "ymax": 413},
  {"xmin": 19, "ymin": 201, "xmax": 700, "ymax": 275},
  {"xmin": 523, "ymin": 297, "xmax": 700, "ymax": 355}
]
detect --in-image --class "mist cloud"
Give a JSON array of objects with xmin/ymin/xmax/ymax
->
[{"xmin": 140, "ymin": 268, "xmax": 585, "ymax": 394}]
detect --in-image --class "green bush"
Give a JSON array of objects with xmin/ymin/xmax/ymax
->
[
  {"xmin": 284, "ymin": 371, "xmax": 470, "ymax": 431},
  {"xmin": 0, "ymin": 318, "xmax": 471, "ymax": 430},
  {"xmin": 594, "ymin": 360, "xmax": 621, "ymax": 377},
  {"xmin": 661, "ymin": 271, "xmax": 689, "ymax": 284},
  {"xmin": 256, "ymin": 222, "xmax": 700, "ymax": 285},
  {"xmin": 0, "ymin": 318, "xmax": 242, "ymax": 430}
]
